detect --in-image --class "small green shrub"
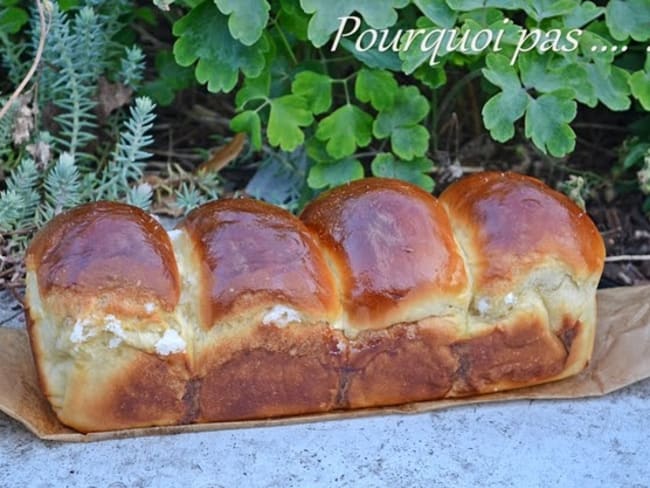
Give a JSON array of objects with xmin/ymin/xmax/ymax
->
[
  {"xmin": 0, "ymin": 1, "xmax": 158, "ymax": 227},
  {"xmin": 0, "ymin": 1, "xmax": 224, "ymax": 234},
  {"xmin": 0, "ymin": 1, "xmax": 177, "ymax": 286}
]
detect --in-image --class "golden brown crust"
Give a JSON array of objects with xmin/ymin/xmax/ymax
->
[
  {"xmin": 342, "ymin": 320, "xmax": 458, "ymax": 408},
  {"xmin": 338, "ymin": 316, "xmax": 584, "ymax": 408},
  {"xmin": 439, "ymin": 171, "xmax": 605, "ymax": 292},
  {"xmin": 24, "ymin": 304, "xmax": 50, "ymax": 404},
  {"xmin": 450, "ymin": 319, "xmax": 568, "ymax": 395},
  {"xmin": 180, "ymin": 198, "xmax": 339, "ymax": 329},
  {"xmin": 59, "ymin": 351, "xmax": 190, "ymax": 433},
  {"xmin": 300, "ymin": 178, "xmax": 469, "ymax": 331},
  {"xmin": 26, "ymin": 201, "xmax": 180, "ymax": 312},
  {"xmin": 196, "ymin": 324, "xmax": 343, "ymax": 422}
]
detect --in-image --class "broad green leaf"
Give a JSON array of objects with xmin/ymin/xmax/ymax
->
[
  {"xmin": 214, "ymin": 0, "xmax": 270, "ymax": 46},
  {"xmin": 606, "ymin": 0, "xmax": 650, "ymax": 41},
  {"xmin": 482, "ymin": 89, "xmax": 528, "ymax": 142},
  {"xmin": 292, "ymin": 71, "xmax": 332, "ymax": 114},
  {"xmin": 340, "ymin": 38, "xmax": 403, "ymax": 71},
  {"xmin": 413, "ymin": 64, "xmax": 447, "ymax": 89},
  {"xmin": 315, "ymin": 105, "xmax": 373, "ymax": 159},
  {"xmin": 622, "ymin": 142, "xmax": 650, "ymax": 169},
  {"xmin": 279, "ymin": 0, "xmax": 310, "ymax": 41},
  {"xmin": 58, "ymin": 0, "xmax": 82, "ymax": 9},
  {"xmin": 355, "ymin": 69, "xmax": 399, "ymax": 111},
  {"xmin": 134, "ymin": 7, "xmax": 158, "ymax": 26},
  {"xmin": 132, "ymin": 50, "xmax": 195, "ymax": 106},
  {"xmin": 446, "ymin": 0, "xmax": 486, "ymax": 9},
  {"xmin": 142, "ymin": 80, "xmax": 176, "ymax": 106},
  {"xmin": 482, "ymin": 53, "xmax": 521, "ymax": 91},
  {"xmin": 414, "ymin": 0, "xmax": 457, "ymax": 28},
  {"xmin": 236, "ymin": 70, "xmax": 271, "ymax": 108},
  {"xmin": 584, "ymin": 63, "xmax": 631, "ymax": 111},
  {"xmin": 231, "ymin": 110, "xmax": 263, "ymax": 150},
  {"xmin": 485, "ymin": 0, "xmax": 522, "ymax": 7},
  {"xmin": 156, "ymin": 50, "xmax": 195, "ymax": 87},
  {"xmin": 460, "ymin": 15, "xmax": 522, "ymax": 51},
  {"xmin": 0, "ymin": 6, "xmax": 28, "ymax": 34},
  {"xmin": 373, "ymin": 86, "xmax": 430, "ymax": 138},
  {"xmin": 630, "ymin": 69, "xmax": 650, "ymax": 111},
  {"xmin": 267, "ymin": 95, "xmax": 313, "ymax": 151},
  {"xmin": 266, "ymin": 43, "xmax": 300, "ymax": 95},
  {"xmin": 522, "ymin": 0, "xmax": 578, "ymax": 22},
  {"xmin": 578, "ymin": 28, "xmax": 616, "ymax": 64},
  {"xmin": 489, "ymin": 0, "xmax": 524, "ymax": 8},
  {"xmin": 142, "ymin": 52, "xmax": 195, "ymax": 105},
  {"xmin": 518, "ymin": 53, "xmax": 595, "ymax": 106},
  {"xmin": 525, "ymin": 91, "xmax": 577, "ymax": 157},
  {"xmin": 391, "ymin": 126, "xmax": 430, "ymax": 161},
  {"xmin": 459, "ymin": 7, "xmax": 505, "ymax": 25},
  {"xmin": 306, "ymin": 138, "xmax": 332, "ymax": 163},
  {"xmin": 173, "ymin": 1, "xmax": 268, "ymax": 93},
  {"xmin": 373, "ymin": 85, "xmax": 431, "ymax": 160},
  {"xmin": 300, "ymin": 0, "xmax": 410, "ymax": 47},
  {"xmin": 371, "ymin": 153, "xmax": 435, "ymax": 191},
  {"xmin": 399, "ymin": 17, "xmax": 455, "ymax": 74},
  {"xmin": 307, "ymin": 159, "xmax": 364, "ymax": 189},
  {"xmin": 562, "ymin": 1, "xmax": 604, "ymax": 29}
]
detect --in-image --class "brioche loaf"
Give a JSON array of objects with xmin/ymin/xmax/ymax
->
[{"xmin": 24, "ymin": 172, "xmax": 606, "ymax": 432}]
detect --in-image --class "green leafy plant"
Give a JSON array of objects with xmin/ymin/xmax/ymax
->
[
  {"xmin": 96, "ymin": 97, "xmax": 156, "ymax": 203},
  {"xmin": 617, "ymin": 136, "xmax": 650, "ymax": 214},
  {"xmin": 0, "ymin": 95, "xmax": 16, "ymax": 164},
  {"xmin": 159, "ymin": 0, "xmax": 650, "ymax": 197},
  {"xmin": 0, "ymin": 1, "xmax": 190, "ymax": 287},
  {"xmin": 141, "ymin": 50, "xmax": 195, "ymax": 105},
  {"xmin": 639, "ymin": 149, "xmax": 650, "ymax": 201},
  {"xmin": 0, "ymin": 96, "xmax": 158, "ymax": 230},
  {"xmin": 0, "ymin": 1, "xmax": 28, "ymax": 35}
]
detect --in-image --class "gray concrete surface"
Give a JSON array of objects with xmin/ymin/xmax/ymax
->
[
  {"xmin": 2, "ymin": 378, "xmax": 649, "ymax": 486},
  {"xmin": 1, "ymin": 287, "xmax": 649, "ymax": 487}
]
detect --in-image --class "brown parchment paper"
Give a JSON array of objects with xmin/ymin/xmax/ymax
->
[{"xmin": 1, "ymin": 285, "xmax": 648, "ymax": 443}]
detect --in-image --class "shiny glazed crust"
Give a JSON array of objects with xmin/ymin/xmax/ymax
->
[
  {"xmin": 300, "ymin": 178, "xmax": 470, "ymax": 333},
  {"xmin": 24, "ymin": 173, "xmax": 606, "ymax": 432}
]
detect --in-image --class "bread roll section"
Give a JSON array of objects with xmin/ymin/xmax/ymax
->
[
  {"xmin": 25, "ymin": 172, "xmax": 606, "ymax": 432},
  {"xmin": 300, "ymin": 178, "xmax": 470, "ymax": 332},
  {"xmin": 25, "ymin": 202, "xmax": 190, "ymax": 432},
  {"xmin": 179, "ymin": 199, "xmax": 342, "ymax": 422},
  {"xmin": 301, "ymin": 178, "xmax": 469, "ymax": 407},
  {"xmin": 440, "ymin": 172, "xmax": 605, "ymax": 392}
]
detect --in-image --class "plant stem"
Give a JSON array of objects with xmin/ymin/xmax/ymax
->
[
  {"xmin": 434, "ymin": 69, "xmax": 483, "ymax": 134},
  {"xmin": 0, "ymin": 0, "xmax": 48, "ymax": 122},
  {"xmin": 274, "ymin": 16, "xmax": 298, "ymax": 66}
]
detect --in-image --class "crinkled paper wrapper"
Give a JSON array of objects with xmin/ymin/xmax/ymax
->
[{"xmin": 1, "ymin": 286, "xmax": 648, "ymax": 443}]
